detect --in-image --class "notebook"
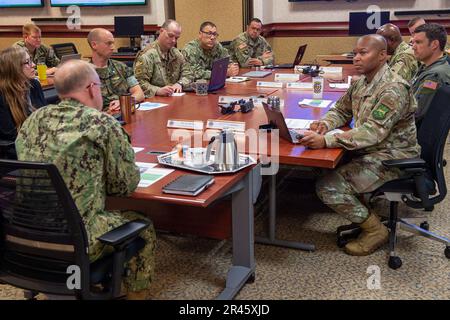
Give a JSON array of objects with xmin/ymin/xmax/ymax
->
[
  {"xmin": 162, "ymin": 174, "xmax": 215, "ymax": 196},
  {"xmin": 241, "ymin": 70, "xmax": 272, "ymax": 78}
]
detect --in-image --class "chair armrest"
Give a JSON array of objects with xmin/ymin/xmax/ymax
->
[
  {"xmin": 0, "ymin": 140, "xmax": 14, "ymax": 147},
  {"xmin": 97, "ymin": 219, "xmax": 150, "ymax": 248},
  {"xmin": 382, "ymin": 158, "xmax": 426, "ymax": 170}
]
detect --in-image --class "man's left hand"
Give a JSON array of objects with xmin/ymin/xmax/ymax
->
[
  {"xmin": 108, "ymin": 100, "xmax": 121, "ymax": 114},
  {"xmin": 248, "ymin": 58, "xmax": 263, "ymax": 66},
  {"xmin": 300, "ymin": 130, "xmax": 326, "ymax": 149}
]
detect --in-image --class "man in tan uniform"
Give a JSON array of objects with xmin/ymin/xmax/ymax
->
[
  {"xmin": 134, "ymin": 20, "xmax": 193, "ymax": 97},
  {"xmin": 377, "ymin": 23, "xmax": 418, "ymax": 82},
  {"xmin": 14, "ymin": 23, "xmax": 60, "ymax": 75},
  {"xmin": 301, "ymin": 35, "xmax": 420, "ymax": 256},
  {"xmin": 88, "ymin": 28, "xmax": 144, "ymax": 112},
  {"xmin": 230, "ymin": 18, "xmax": 274, "ymax": 67}
]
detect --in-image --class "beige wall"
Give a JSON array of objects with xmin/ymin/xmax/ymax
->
[{"xmin": 175, "ymin": 0, "xmax": 243, "ymax": 48}]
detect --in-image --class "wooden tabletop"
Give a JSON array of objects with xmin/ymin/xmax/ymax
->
[{"xmin": 41, "ymin": 67, "xmax": 356, "ymax": 207}]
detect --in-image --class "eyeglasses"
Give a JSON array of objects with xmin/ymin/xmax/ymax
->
[
  {"xmin": 200, "ymin": 31, "xmax": 219, "ymax": 38},
  {"xmin": 22, "ymin": 59, "xmax": 34, "ymax": 67}
]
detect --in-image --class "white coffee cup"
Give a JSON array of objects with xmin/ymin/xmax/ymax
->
[{"xmin": 190, "ymin": 148, "xmax": 206, "ymax": 166}]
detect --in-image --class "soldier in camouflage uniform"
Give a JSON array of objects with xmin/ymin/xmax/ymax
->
[
  {"xmin": 14, "ymin": 23, "xmax": 60, "ymax": 75},
  {"xmin": 408, "ymin": 17, "xmax": 450, "ymax": 54},
  {"xmin": 411, "ymin": 23, "xmax": 450, "ymax": 126},
  {"xmin": 182, "ymin": 21, "xmax": 239, "ymax": 81},
  {"xmin": 16, "ymin": 60, "xmax": 156, "ymax": 300},
  {"xmin": 301, "ymin": 35, "xmax": 420, "ymax": 256},
  {"xmin": 134, "ymin": 20, "xmax": 193, "ymax": 97},
  {"xmin": 88, "ymin": 28, "xmax": 144, "ymax": 112},
  {"xmin": 230, "ymin": 18, "xmax": 274, "ymax": 67},
  {"xmin": 377, "ymin": 23, "xmax": 418, "ymax": 82}
]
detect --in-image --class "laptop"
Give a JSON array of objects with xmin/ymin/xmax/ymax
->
[
  {"xmin": 272, "ymin": 44, "xmax": 307, "ymax": 69},
  {"xmin": 262, "ymin": 102, "xmax": 304, "ymax": 144},
  {"xmin": 59, "ymin": 53, "xmax": 81, "ymax": 65},
  {"xmin": 185, "ymin": 56, "xmax": 230, "ymax": 92}
]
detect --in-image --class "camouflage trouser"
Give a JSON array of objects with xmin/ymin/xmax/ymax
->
[
  {"xmin": 316, "ymin": 154, "xmax": 401, "ymax": 224},
  {"xmin": 87, "ymin": 210, "xmax": 156, "ymax": 292}
]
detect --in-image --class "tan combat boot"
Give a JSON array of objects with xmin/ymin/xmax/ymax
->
[
  {"xmin": 344, "ymin": 213, "xmax": 389, "ymax": 256},
  {"xmin": 127, "ymin": 289, "xmax": 150, "ymax": 300}
]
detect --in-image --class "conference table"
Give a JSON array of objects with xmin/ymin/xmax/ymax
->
[{"xmin": 40, "ymin": 66, "xmax": 355, "ymax": 299}]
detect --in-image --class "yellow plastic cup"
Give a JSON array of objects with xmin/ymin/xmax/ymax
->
[{"xmin": 37, "ymin": 63, "xmax": 47, "ymax": 81}]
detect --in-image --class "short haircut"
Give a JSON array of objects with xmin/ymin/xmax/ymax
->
[
  {"xmin": 408, "ymin": 17, "xmax": 425, "ymax": 28},
  {"xmin": 249, "ymin": 18, "xmax": 262, "ymax": 25},
  {"xmin": 23, "ymin": 23, "xmax": 41, "ymax": 36},
  {"xmin": 54, "ymin": 60, "xmax": 98, "ymax": 96},
  {"xmin": 200, "ymin": 21, "xmax": 216, "ymax": 32},
  {"xmin": 161, "ymin": 19, "xmax": 180, "ymax": 30},
  {"xmin": 415, "ymin": 23, "xmax": 448, "ymax": 51}
]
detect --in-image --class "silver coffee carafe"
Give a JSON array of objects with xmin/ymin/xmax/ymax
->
[{"xmin": 205, "ymin": 129, "xmax": 239, "ymax": 171}]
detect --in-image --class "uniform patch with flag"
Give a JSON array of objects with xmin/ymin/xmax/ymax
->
[
  {"xmin": 238, "ymin": 43, "xmax": 248, "ymax": 50},
  {"xmin": 372, "ymin": 104, "xmax": 391, "ymax": 120},
  {"xmin": 423, "ymin": 80, "xmax": 438, "ymax": 90}
]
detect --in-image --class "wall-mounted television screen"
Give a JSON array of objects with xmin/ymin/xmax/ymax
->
[
  {"xmin": 50, "ymin": 0, "xmax": 146, "ymax": 6},
  {"xmin": 0, "ymin": 0, "xmax": 43, "ymax": 7}
]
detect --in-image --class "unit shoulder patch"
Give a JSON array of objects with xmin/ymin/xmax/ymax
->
[{"xmin": 372, "ymin": 104, "xmax": 391, "ymax": 120}]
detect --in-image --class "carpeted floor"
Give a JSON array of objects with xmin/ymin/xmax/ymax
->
[{"xmin": 2, "ymin": 147, "xmax": 450, "ymax": 300}]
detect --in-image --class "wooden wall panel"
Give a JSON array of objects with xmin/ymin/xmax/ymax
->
[{"xmin": 175, "ymin": 0, "xmax": 243, "ymax": 48}]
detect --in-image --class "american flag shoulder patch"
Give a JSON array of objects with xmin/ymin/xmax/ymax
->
[{"xmin": 423, "ymin": 80, "xmax": 438, "ymax": 90}]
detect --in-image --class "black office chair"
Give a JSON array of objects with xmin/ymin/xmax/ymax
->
[
  {"xmin": 337, "ymin": 85, "xmax": 450, "ymax": 269},
  {"xmin": 0, "ymin": 159, "xmax": 150, "ymax": 299},
  {"xmin": 220, "ymin": 41, "xmax": 232, "ymax": 51},
  {"xmin": 50, "ymin": 43, "xmax": 78, "ymax": 59}
]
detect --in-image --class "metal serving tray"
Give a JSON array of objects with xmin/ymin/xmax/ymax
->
[{"xmin": 157, "ymin": 150, "xmax": 257, "ymax": 174}]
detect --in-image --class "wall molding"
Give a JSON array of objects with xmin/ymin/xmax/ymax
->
[
  {"xmin": 262, "ymin": 19, "xmax": 450, "ymax": 38},
  {"xmin": 0, "ymin": 24, "xmax": 159, "ymax": 38},
  {"xmin": 1, "ymin": 19, "xmax": 449, "ymax": 39}
]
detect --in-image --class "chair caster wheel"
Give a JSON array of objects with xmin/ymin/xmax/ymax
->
[
  {"xmin": 337, "ymin": 236, "xmax": 348, "ymax": 248},
  {"xmin": 420, "ymin": 221, "xmax": 429, "ymax": 231},
  {"xmin": 388, "ymin": 256, "xmax": 402, "ymax": 270},
  {"xmin": 247, "ymin": 273, "xmax": 255, "ymax": 284},
  {"xmin": 336, "ymin": 223, "xmax": 359, "ymax": 235},
  {"xmin": 445, "ymin": 247, "xmax": 450, "ymax": 259}
]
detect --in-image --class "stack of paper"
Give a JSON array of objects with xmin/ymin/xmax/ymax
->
[
  {"xmin": 298, "ymin": 99, "xmax": 333, "ymax": 108},
  {"xmin": 138, "ymin": 102, "xmax": 168, "ymax": 111},
  {"xmin": 135, "ymin": 162, "xmax": 174, "ymax": 188},
  {"xmin": 226, "ymin": 76, "xmax": 251, "ymax": 83},
  {"xmin": 285, "ymin": 118, "xmax": 315, "ymax": 129}
]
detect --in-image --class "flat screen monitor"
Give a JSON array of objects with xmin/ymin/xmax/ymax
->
[
  {"xmin": 349, "ymin": 12, "xmax": 390, "ymax": 36},
  {"xmin": 0, "ymin": 0, "xmax": 43, "ymax": 7},
  {"xmin": 114, "ymin": 16, "xmax": 144, "ymax": 38},
  {"xmin": 50, "ymin": 0, "xmax": 146, "ymax": 6}
]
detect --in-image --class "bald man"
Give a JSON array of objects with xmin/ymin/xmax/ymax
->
[
  {"xmin": 88, "ymin": 28, "xmax": 144, "ymax": 112},
  {"xmin": 16, "ymin": 60, "xmax": 156, "ymax": 300},
  {"xmin": 301, "ymin": 35, "xmax": 420, "ymax": 256},
  {"xmin": 134, "ymin": 20, "xmax": 193, "ymax": 97},
  {"xmin": 377, "ymin": 23, "xmax": 418, "ymax": 82}
]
